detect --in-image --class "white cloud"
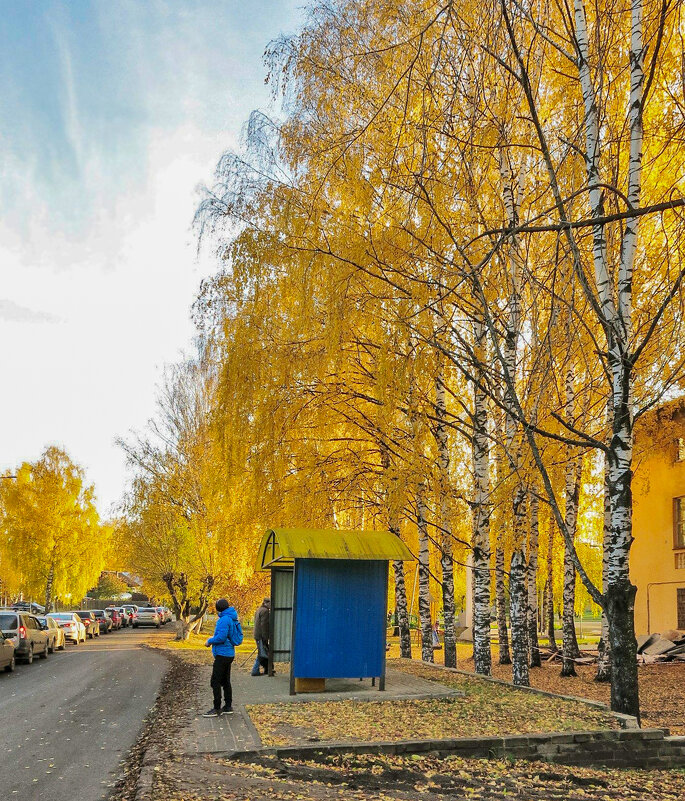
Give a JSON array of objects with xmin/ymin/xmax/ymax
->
[
  {"xmin": 0, "ymin": 123, "xmax": 225, "ymax": 515},
  {"xmin": 0, "ymin": 1, "xmax": 304, "ymax": 516}
]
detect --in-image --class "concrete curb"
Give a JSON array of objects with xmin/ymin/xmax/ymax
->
[{"xmin": 134, "ymin": 763, "xmax": 155, "ymax": 801}]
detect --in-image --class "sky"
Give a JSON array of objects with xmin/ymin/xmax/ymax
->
[{"xmin": 0, "ymin": 0, "xmax": 303, "ymax": 515}]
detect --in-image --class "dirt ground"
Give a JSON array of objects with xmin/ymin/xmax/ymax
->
[
  {"xmin": 435, "ymin": 646, "xmax": 685, "ymax": 735},
  {"xmin": 152, "ymin": 751, "xmax": 685, "ymax": 800},
  {"xmin": 116, "ymin": 635, "xmax": 685, "ymax": 801}
]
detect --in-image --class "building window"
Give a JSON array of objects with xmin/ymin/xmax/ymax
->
[
  {"xmin": 678, "ymin": 438, "xmax": 685, "ymax": 462},
  {"xmin": 679, "ymin": 589, "xmax": 685, "ymax": 630},
  {"xmin": 676, "ymin": 552, "xmax": 685, "ymax": 570},
  {"xmin": 675, "ymin": 497, "xmax": 685, "ymax": 549}
]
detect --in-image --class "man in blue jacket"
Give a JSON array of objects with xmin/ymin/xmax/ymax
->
[{"xmin": 203, "ymin": 598, "xmax": 241, "ymax": 717}]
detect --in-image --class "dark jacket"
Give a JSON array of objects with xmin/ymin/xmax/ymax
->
[
  {"xmin": 206, "ymin": 607, "xmax": 239, "ymax": 657},
  {"xmin": 254, "ymin": 602, "xmax": 270, "ymax": 642}
]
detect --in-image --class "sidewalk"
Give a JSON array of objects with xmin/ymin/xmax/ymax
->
[{"xmin": 176, "ymin": 661, "xmax": 462, "ymax": 757}]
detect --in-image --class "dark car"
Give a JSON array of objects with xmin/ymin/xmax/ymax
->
[
  {"xmin": 37, "ymin": 616, "xmax": 66, "ymax": 652},
  {"xmin": 0, "ymin": 610, "xmax": 49, "ymax": 663},
  {"xmin": 10, "ymin": 601, "xmax": 46, "ymax": 614},
  {"xmin": 92, "ymin": 610, "xmax": 113, "ymax": 634},
  {"xmin": 74, "ymin": 611, "xmax": 100, "ymax": 639},
  {"xmin": 0, "ymin": 630, "xmax": 15, "ymax": 673}
]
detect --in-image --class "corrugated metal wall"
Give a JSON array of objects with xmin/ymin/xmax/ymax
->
[
  {"xmin": 271, "ymin": 568, "xmax": 293, "ymax": 663},
  {"xmin": 293, "ymin": 559, "xmax": 386, "ymax": 679}
]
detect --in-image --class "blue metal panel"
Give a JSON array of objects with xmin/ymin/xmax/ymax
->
[{"xmin": 292, "ymin": 559, "xmax": 387, "ymax": 679}]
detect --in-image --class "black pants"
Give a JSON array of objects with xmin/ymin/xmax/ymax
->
[{"xmin": 210, "ymin": 655, "xmax": 234, "ymax": 709}]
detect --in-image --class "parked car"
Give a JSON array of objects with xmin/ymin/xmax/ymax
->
[
  {"xmin": 154, "ymin": 607, "xmax": 168, "ymax": 624},
  {"xmin": 121, "ymin": 604, "xmax": 139, "ymax": 626},
  {"xmin": 0, "ymin": 609, "xmax": 49, "ymax": 663},
  {"xmin": 10, "ymin": 601, "xmax": 46, "ymax": 614},
  {"xmin": 0, "ymin": 630, "xmax": 15, "ymax": 672},
  {"xmin": 92, "ymin": 610, "xmax": 113, "ymax": 634},
  {"xmin": 74, "ymin": 611, "xmax": 100, "ymax": 639},
  {"xmin": 105, "ymin": 608, "xmax": 123, "ymax": 629},
  {"xmin": 37, "ymin": 616, "xmax": 66, "ymax": 652},
  {"xmin": 47, "ymin": 612, "xmax": 86, "ymax": 644},
  {"xmin": 117, "ymin": 607, "xmax": 131, "ymax": 627},
  {"xmin": 133, "ymin": 607, "xmax": 160, "ymax": 628}
]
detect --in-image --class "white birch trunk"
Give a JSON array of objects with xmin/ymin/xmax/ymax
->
[
  {"xmin": 495, "ymin": 544, "xmax": 511, "ymax": 664},
  {"xmin": 499, "ymin": 145, "xmax": 528, "ymax": 685},
  {"xmin": 381, "ymin": 441, "xmax": 412, "ymax": 659},
  {"xmin": 545, "ymin": 520, "xmax": 558, "ymax": 652},
  {"xmin": 510, "ymin": 547, "xmax": 529, "ymax": 686},
  {"xmin": 393, "ymin": 559, "xmax": 412, "ymax": 659},
  {"xmin": 527, "ymin": 490, "xmax": 541, "ymax": 667},
  {"xmin": 434, "ymin": 355, "xmax": 457, "ymax": 668},
  {"xmin": 510, "ymin": 489, "xmax": 530, "ymax": 686},
  {"xmin": 596, "ymin": 419, "xmax": 612, "ymax": 681},
  {"xmin": 44, "ymin": 562, "xmax": 55, "ymax": 614},
  {"xmin": 573, "ymin": 0, "xmax": 643, "ymax": 716},
  {"xmin": 562, "ymin": 370, "xmax": 582, "ymax": 676},
  {"xmin": 416, "ymin": 484, "xmax": 434, "ymax": 663},
  {"xmin": 471, "ymin": 317, "xmax": 492, "ymax": 675}
]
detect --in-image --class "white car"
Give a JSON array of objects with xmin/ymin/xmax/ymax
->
[
  {"xmin": 133, "ymin": 607, "xmax": 161, "ymax": 628},
  {"xmin": 47, "ymin": 612, "xmax": 87, "ymax": 644}
]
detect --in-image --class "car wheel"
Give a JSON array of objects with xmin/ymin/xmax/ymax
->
[
  {"xmin": 40, "ymin": 643, "xmax": 48, "ymax": 658},
  {"xmin": 59, "ymin": 640, "xmax": 66, "ymax": 650},
  {"xmin": 6, "ymin": 655, "xmax": 15, "ymax": 672},
  {"xmin": 156, "ymin": 623, "xmax": 160, "ymax": 628},
  {"xmin": 88, "ymin": 630, "xmax": 93, "ymax": 639},
  {"xmin": 49, "ymin": 638, "xmax": 56, "ymax": 654},
  {"xmin": 25, "ymin": 646, "xmax": 34, "ymax": 665}
]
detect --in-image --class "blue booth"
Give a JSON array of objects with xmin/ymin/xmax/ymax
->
[{"xmin": 255, "ymin": 528, "xmax": 413, "ymax": 694}]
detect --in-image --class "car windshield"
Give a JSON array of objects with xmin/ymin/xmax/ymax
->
[
  {"xmin": 93, "ymin": 612, "xmax": 104, "ymax": 617},
  {"xmin": 0, "ymin": 614, "xmax": 18, "ymax": 629},
  {"xmin": 49, "ymin": 614, "xmax": 72, "ymax": 620},
  {"xmin": 75, "ymin": 612, "xmax": 91, "ymax": 618}
]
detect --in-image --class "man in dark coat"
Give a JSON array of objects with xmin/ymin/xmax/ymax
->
[{"xmin": 251, "ymin": 598, "xmax": 270, "ymax": 676}]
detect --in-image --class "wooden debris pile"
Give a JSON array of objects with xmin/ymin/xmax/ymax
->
[
  {"xmin": 637, "ymin": 631, "xmax": 685, "ymax": 664},
  {"xmin": 537, "ymin": 647, "xmax": 598, "ymax": 665}
]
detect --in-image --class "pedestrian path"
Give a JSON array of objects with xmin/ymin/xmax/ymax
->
[{"xmin": 178, "ymin": 663, "xmax": 462, "ymax": 756}]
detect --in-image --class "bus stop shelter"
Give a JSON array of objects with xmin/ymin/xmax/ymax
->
[{"xmin": 255, "ymin": 528, "xmax": 414, "ymax": 694}]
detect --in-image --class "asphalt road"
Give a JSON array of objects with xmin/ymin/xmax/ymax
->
[{"xmin": 0, "ymin": 625, "xmax": 169, "ymax": 801}]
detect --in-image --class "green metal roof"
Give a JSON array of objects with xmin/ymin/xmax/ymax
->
[{"xmin": 256, "ymin": 528, "xmax": 414, "ymax": 571}]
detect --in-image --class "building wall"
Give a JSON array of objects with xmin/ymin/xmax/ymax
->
[{"xmin": 631, "ymin": 406, "xmax": 685, "ymax": 634}]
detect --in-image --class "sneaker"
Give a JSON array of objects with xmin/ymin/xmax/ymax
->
[
  {"xmin": 202, "ymin": 708, "xmax": 222, "ymax": 717},
  {"xmin": 221, "ymin": 705, "xmax": 234, "ymax": 714}
]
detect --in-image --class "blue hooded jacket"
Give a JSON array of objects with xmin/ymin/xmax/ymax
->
[{"xmin": 206, "ymin": 606, "xmax": 239, "ymax": 657}]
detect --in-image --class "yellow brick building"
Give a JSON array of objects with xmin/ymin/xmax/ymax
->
[{"xmin": 631, "ymin": 397, "xmax": 685, "ymax": 634}]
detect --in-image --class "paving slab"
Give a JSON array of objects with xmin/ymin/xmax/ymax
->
[{"xmin": 178, "ymin": 664, "xmax": 463, "ymax": 756}]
